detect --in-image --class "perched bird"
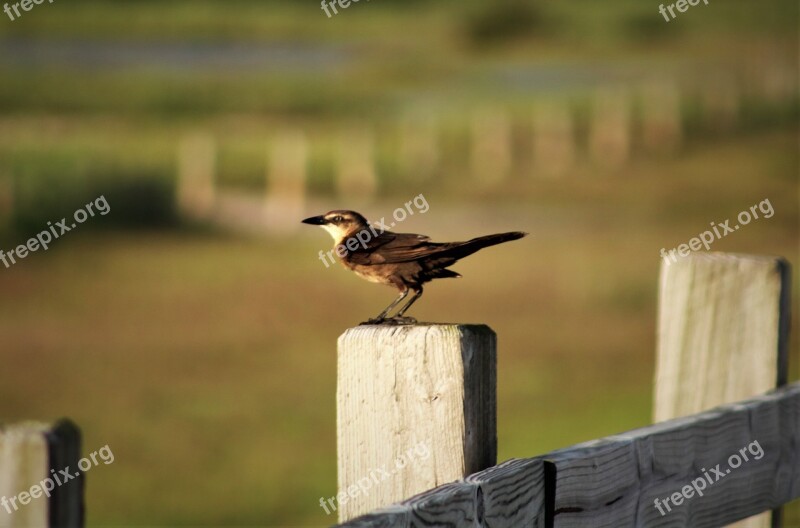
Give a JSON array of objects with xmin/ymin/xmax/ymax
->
[{"xmin": 302, "ymin": 210, "xmax": 526, "ymax": 324}]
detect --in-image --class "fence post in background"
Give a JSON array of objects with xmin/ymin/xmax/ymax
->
[
  {"xmin": 589, "ymin": 88, "xmax": 631, "ymax": 169},
  {"xmin": 701, "ymin": 75, "xmax": 740, "ymax": 132},
  {"xmin": 264, "ymin": 131, "xmax": 308, "ymax": 228},
  {"xmin": 0, "ymin": 174, "xmax": 13, "ymax": 234},
  {"xmin": 336, "ymin": 126, "xmax": 377, "ymax": 204},
  {"xmin": 336, "ymin": 324, "xmax": 497, "ymax": 523},
  {"xmin": 654, "ymin": 252, "xmax": 791, "ymax": 528},
  {"xmin": 0, "ymin": 420, "xmax": 83, "ymax": 528},
  {"xmin": 176, "ymin": 134, "xmax": 216, "ymax": 222},
  {"xmin": 532, "ymin": 101, "xmax": 575, "ymax": 178},
  {"xmin": 640, "ymin": 81, "xmax": 682, "ymax": 155},
  {"xmin": 760, "ymin": 61, "xmax": 797, "ymax": 105},
  {"xmin": 399, "ymin": 110, "xmax": 440, "ymax": 182},
  {"xmin": 470, "ymin": 108, "xmax": 512, "ymax": 185}
]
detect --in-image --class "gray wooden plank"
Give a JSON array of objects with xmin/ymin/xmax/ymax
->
[
  {"xmin": 465, "ymin": 458, "xmax": 547, "ymax": 528},
  {"xmin": 546, "ymin": 439, "xmax": 639, "ymax": 527},
  {"xmin": 333, "ymin": 382, "xmax": 800, "ymax": 528}
]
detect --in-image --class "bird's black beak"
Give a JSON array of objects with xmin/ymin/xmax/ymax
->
[{"xmin": 302, "ymin": 215, "xmax": 326, "ymax": 225}]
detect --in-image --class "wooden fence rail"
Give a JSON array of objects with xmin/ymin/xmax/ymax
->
[
  {"xmin": 333, "ymin": 252, "xmax": 794, "ymax": 527},
  {"xmin": 335, "ymin": 381, "xmax": 800, "ymax": 528}
]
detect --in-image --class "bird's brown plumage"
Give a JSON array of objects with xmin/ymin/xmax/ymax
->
[{"xmin": 302, "ymin": 209, "xmax": 526, "ymax": 322}]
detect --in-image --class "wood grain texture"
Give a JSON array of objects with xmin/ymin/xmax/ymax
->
[
  {"xmin": 654, "ymin": 253, "xmax": 789, "ymax": 421},
  {"xmin": 654, "ymin": 252, "xmax": 790, "ymax": 528},
  {"xmin": 334, "ymin": 382, "xmax": 800, "ymax": 528},
  {"xmin": 337, "ymin": 459, "xmax": 547, "ymax": 528},
  {"xmin": 550, "ymin": 383, "xmax": 800, "ymax": 527},
  {"xmin": 337, "ymin": 324, "xmax": 497, "ymax": 523},
  {"xmin": 0, "ymin": 419, "xmax": 82, "ymax": 528}
]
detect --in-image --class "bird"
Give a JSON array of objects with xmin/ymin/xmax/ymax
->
[{"xmin": 302, "ymin": 210, "xmax": 527, "ymax": 324}]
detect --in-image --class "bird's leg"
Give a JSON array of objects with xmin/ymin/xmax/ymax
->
[
  {"xmin": 390, "ymin": 288, "xmax": 423, "ymax": 323},
  {"xmin": 362, "ymin": 289, "xmax": 409, "ymax": 324}
]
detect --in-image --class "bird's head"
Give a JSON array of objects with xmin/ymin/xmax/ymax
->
[{"xmin": 301, "ymin": 210, "xmax": 369, "ymax": 244}]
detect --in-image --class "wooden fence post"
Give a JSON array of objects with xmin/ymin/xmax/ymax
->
[
  {"xmin": 532, "ymin": 101, "xmax": 575, "ymax": 178},
  {"xmin": 264, "ymin": 131, "xmax": 308, "ymax": 229},
  {"xmin": 640, "ymin": 81, "xmax": 682, "ymax": 155},
  {"xmin": 470, "ymin": 108, "xmax": 512, "ymax": 185},
  {"xmin": 399, "ymin": 110, "xmax": 439, "ymax": 181},
  {"xmin": 589, "ymin": 87, "xmax": 631, "ymax": 169},
  {"xmin": 0, "ymin": 420, "xmax": 82, "ymax": 528},
  {"xmin": 700, "ymin": 76, "xmax": 740, "ymax": 132},
  {"xmin": 654, "ymin": 252, "xmax": 791, "ymax": 528},
  {"xmin": 336, "ymin": 324, "xmax": 497, "ymax": 523},
  {"xmin": 336, "ymin": 126, "xmax": 377, "ymax": 204},
  {"xmin": 176, "ymin": 133, "xmax": 216, "ymax": 221}
]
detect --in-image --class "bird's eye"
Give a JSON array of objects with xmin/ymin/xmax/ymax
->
[{"xmin": 334, "ymin": 216, "xmax": 344, "ymax": 223}]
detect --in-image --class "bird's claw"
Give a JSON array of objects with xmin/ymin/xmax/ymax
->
[
  {"xmin": 359, "ymin": 316, "xmax": 417, "ymax": 326},
  {"xmin": 387, "ymin": 316, "xmax": 417, "ymax": 325}
]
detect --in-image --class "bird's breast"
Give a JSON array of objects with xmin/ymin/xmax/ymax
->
[
  {"xmin": 343, "ymin": 261, "xmax": 394, "ymax": 285},
  {"xmin": 353, "ymin": 266, "xmax": 391, "ymax": 284}
]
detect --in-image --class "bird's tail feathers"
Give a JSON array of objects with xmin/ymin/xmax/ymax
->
[
  {"xmin": 467, "ymin": 231, "xmax": 527, "ymax": 247},
  {"xmin": 435, "ymin": 231, "xmax": 527, "ymax": 260}
]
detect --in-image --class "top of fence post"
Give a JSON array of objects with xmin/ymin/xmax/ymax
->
[{"xmin": 335, "ymin": 324, "xmax": 496, "ymax": 523}]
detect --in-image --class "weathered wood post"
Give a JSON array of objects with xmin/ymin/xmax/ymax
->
[
  {"xmin": 640, "ymin": 80, "xmax": 682, "ymax": 155},
  {"xmin": 654, "ymin": 252, "xmax": 791, "ymax": 528},
  {"xmin": 264, "ymin": 131, "xmax": 308, "ymax": 229},
  {"xmin": 0, "ymin": 420, "xmax": 82, "ymax": 528},
  {"xmin": 398, "ymin": 109, "xmax": 439, "ymax": 182},
  {"xmin": 470, "ymin": 108, "xmax": 512, "ymax": 185},
  {"xmin": 335, "ymin": 324, "xmax": 497, "ymax": 522},
  {"xmin": 589, "ymin": 87, "xmax": 631, "ymax": 169},
  {"xmin": 336, "ymin": 126, "xmax": 377, "ymax": 204},
  {"xmin": 700, "ymin": 76, "xmax": 739, "ymax": 132},
  {"xmin": 532, "ymin": 101, "xmax": 575, "ymax": 178},
  {"xmin": 176, "ymin": 133, "xmax": 216, "ymax": 222}
]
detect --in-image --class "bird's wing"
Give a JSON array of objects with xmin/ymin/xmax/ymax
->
[{"xmin": 346, "ymin": 231, "xmax": 451, "ymax": 265}]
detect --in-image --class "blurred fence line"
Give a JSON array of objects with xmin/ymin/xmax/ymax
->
[
  {"xmin": 3, "ymin": 64, "xmax": 792, "ymax": 237},
  {"xmin": 165, "ymin": 65, "xmax": 797, "ymax": 234}
]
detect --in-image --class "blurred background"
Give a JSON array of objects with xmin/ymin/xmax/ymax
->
[{"xmin": 0, "ymin": 0, "xmax": 797, "ymax": 526}]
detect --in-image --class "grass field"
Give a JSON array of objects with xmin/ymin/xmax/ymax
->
[{"xmin": 0, "ymin": 128, "xmax": 797, "ymax": 525}]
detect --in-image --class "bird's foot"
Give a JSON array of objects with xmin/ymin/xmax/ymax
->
[
  {"xmin": 384, "ymin": 316, "xmax": 418, "ymax": 325},
  {"xmin": 359, "ymin": 316, "xmax": 417, "ymax": 326}
]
